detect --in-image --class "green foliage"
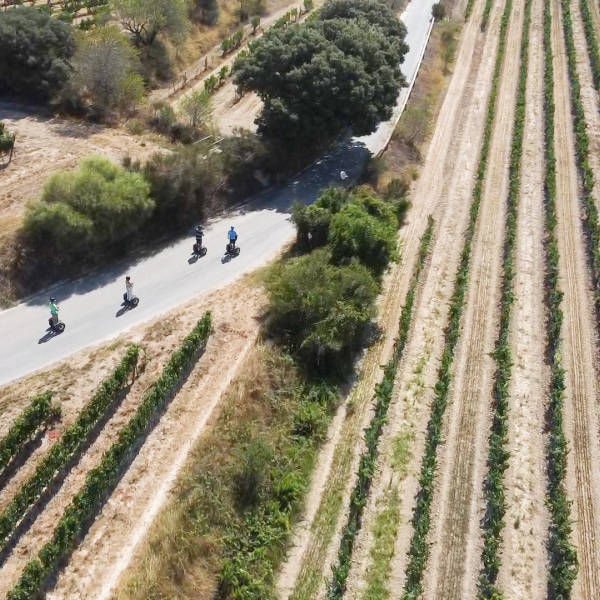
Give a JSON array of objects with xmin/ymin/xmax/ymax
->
[
  {"xmin": 141, "ymin": 143, "xmax": 221, "ymax": 228},
  {"xmin": 194, "ymin": 0, "xmax": 219, "ymax": 25},
  {"xmin": 265, "ymin": 248, "xmax": 379, "ymax": 375},
  {"xmin": 251, "ymin": 14, "xmax": 261, "ymax": 33},
  {"xmin": 326, "ymin": 217, "xmax": 435, "ymax": 599},
  {"xmin": 178, "ymin": 89, "xmax": 212, "ymax": 128},
  {"xmin": 562, "ymin": 0, "xmax": 600, "ymax": 317},
  {"xmin": 215, "ymin": 378, "xmax": 338, "ymax": 600},
  {"xmin": 465, "ymin": 0, "xmax": 475, "ymax": 20},
  {"xmin": 481, "ymin": 0, "xmax": 494, "ymax": 30},
  {"xmin": 0, "ymin": 347, "xmax": 140, "ymax": 556},
  {"xmin": 8, "ymin": 314, "xmax": 212, "ymax": 600},
  {"xmin": 402, "ymin": 0, "xmax": 514, "ymax": 596},
  {"xmin": 478, "ymin": 0, "xmax": 531, "ymax": 595},
  {"xmin": 0, "ymin": 393, "xmax": 59, "ymax": 481},
  {"xmin": 542, "ymin": 0, "xmax": 579, "ymax": 594},
  {"xmin": 233, "ymin": 0, "xmax": 408, "ymax": 147},
  {"xmin": 111, "ymin": 0, "xmax": 191, "ymax": 46},
  {"xmin": 0, "ymin": 7, "xmax": 75, "ymax": 100},
  {"xmin": 304, "ymin": 0, "xmax": 314, "ymax": 11},
  {"xmin": 0, "ymin": 121, "xmax": 16, "ymax": 155},
  {"xmin": 70, "ymin": 26, "xmax": 144, "ymax": 114},
  {"xmin": 579, "ymin": 0, "xmax": 600, "ymax": 90},
  {"xmin": 22, "ymin": 156, "xmax": 153, "ymax": 262},
  {"xmin": 329, "ymin": 203, "xmax": 398, "ymax": 277},
  {"xmin": 221, "ymin": 28, "xmax": 244, "ymax": 56},
  {"xmin": 432, "ymin": 3, "xmax": 445, "ymax": 20}
]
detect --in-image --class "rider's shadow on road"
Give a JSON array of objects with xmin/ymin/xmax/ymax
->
[
  {"xmin": 116, "ymin": 304, "xmax": 135, "ymax": 318},
  {"xmin": 38, "ymin": 329, "xmax": 61, "ymax": 344}
]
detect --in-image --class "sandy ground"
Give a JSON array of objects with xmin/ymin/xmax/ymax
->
[
  {"xmin": 0, "ymin": 275, "xmax": 266, "ymax": 598},
  {"xmin": 496, "ymin": 0, "xmax": 550, "ymax": 593},
  {"xmin": 551, "ymin": 0, "xmax": 600, "ymax": 596},
  {"xmin": 0, "ymin": 105, "xmax": 162, "ymax": 225},
  {"xmin": 275, "ymin": 0, "xmax": 499, "ymax": 596}
]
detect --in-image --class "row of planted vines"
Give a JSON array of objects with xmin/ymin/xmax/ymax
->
[
  {"xmin": 0, "ymin": 393, "xmax": 59, "ymax": 483},
  {"xmin": 562, "ymin": 0, "xmax": 600, "ymax": 302},
  {"xmin": 541, "ymin": 0, "xmax": 579, "ymax": 594},
  {"xmin": 0, "ymin": 346, "xmax": 140, "ymax": 558},
  {"xmin": 577, "ymin": 0, "xmax": 600, "ymax": 90},
  {"xmin": 7, "ymin": 313, "xmax": 212, "ymax": 599},
  {"xmin": 325, "ymin": 216, "xmax": 435, "ymax": 599},
  {"xmin": 400, "ymin": 0, "xmax": 514, "ymax": 595},
  {"xmin": 477, "ymin": 0, "xmax": 532, "ymax": 594}
]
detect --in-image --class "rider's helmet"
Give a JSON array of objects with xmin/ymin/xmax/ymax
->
[
  {"xmin": 126, "ymin": 276, "xmax": 130, "ymax": 281},
  {"xmin": 50, "ymin": 297, "xmax": 55, "ymax": 303},
  {"xmin": 196, "ymin": 224, "xmax": 203, "ymax": 233},
  {"xmin": 230, "ymin": 226, "xmax": 235, "ymax": 230}
]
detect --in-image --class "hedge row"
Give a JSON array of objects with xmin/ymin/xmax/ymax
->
[
  {"xmin": 578, "ymin": 0, "xmax": 600, "ymax": 90},
  {"xmin": 465, "ymin": 0, "xmax": 476, "ymax": 20},
  {"xmin": 0, "ymin": 345, "xmax": 140, "ymax": 555},
  {"xmin": 401, "ymin": 0, "xmax": 514, "ymax": 596},
  {"xmin": 8, "ymin": 312, "xmax": 212, "ymax": 600},
  {"xmin": 477, "ymin": 0, "xmax": 532, "ymax": 594},
  {"xmin": 325, "ymin": 216, "xmax": 435, "ymax": 599},
  {"xmin": 0, "ymin": 393, "xmax": 59, "ymax": 480},
  {"xmin": 562, "ymin": 0, "xmax": 600, "ymax": 306},
  {"xmin": 541, "ymin": 0, "xmax": 579, "ymax": 595}
]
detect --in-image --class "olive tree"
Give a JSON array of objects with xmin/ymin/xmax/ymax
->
[
  {"xmin": 70, "ymin": 26, "xmax": 144, "ymax": 113},
  {"xmin": 177, "ymin": 89, "xmax": 212, "ymax": 128},
  {"xmin": 111, "ymin": 0, "xmax": 191, "ymax": 47}
]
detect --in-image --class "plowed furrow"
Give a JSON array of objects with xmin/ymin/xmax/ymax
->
[{"xmin": 552, "ymin": 0, "xmax": 600, "ymax": 595}]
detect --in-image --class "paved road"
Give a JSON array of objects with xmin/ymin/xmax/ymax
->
[{"xmin": 0, "ymin": 1, "xmax": 437, "ymax": 386}]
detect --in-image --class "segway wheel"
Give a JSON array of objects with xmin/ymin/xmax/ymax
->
[
  {"xmin": 56, "ymin": 322, "xmax": 66, "ymax": 333},
  {"xmin": 132, "ymin": 297, "xmax": 140, "ymax": 307},
  {"xmin": 235, "ymin": 247, "xmax": 241, "ymax": 256},
  {"xmin": 201, "ymin": 246, "xmax": 208, "ymax": 256}
]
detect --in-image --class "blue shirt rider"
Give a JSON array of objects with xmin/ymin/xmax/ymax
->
[{"xmin": 228, "ymin": 226, "xmax": 238, "ymax": 248}]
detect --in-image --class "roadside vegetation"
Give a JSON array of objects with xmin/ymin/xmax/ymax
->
[
  {"xmin": 114, "ymin": 180, "xmax": 409, "ymax": 599},
  {"xmin": 541, "ymin": 0, "xmax": 579, "ymax": 594}
]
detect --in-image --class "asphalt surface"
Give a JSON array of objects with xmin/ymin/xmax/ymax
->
[{"xmin": 0, "ymin": 0, "xmax": 437, "ymax": 386}]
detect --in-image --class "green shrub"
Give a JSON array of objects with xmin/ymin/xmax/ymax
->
[
  {"xmin": 329, "ymin": 203, "xmax": 398, "ymax": 277},
  {"xmin": 234, "ymin": 437, "xmax": 274, "ymax": 509},
  {"xmin": 265, "ymin": 248, "xmax": 379, "ymax": 375},
  {"xmin": 0, "ymin": 7, "xmax": 75, "ymax": 100},
  {"xmin": 22, "ymin": 156, "xmax": 153, "ymax": 262},
  {"xmin": 0, "ymin": 393, "xmax": 59, "ymax": 480},
  {"xmin": 293, "ymin": 401, "xmax": 329, "ymax": 440}
]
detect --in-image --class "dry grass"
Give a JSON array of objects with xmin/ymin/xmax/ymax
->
[
  {"xmin": 117, "ymin": 343, "xmax": 306, "ymax": 600},
  {"xmin": 374, "ymin": 21, "xmax": 462, "ymax": 192}
]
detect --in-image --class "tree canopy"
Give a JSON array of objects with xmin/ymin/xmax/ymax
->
[
  {"xmin": 0, "ymin": 7, "xmax": 75, "ymax": 100},
  {"xmin": 23, "ymin": 156, "xmax": 153, "ymax": 261},
  {"xmin": 111, "ymin": 0, "xmax": 191, "ymax": 47},
  {"xmin": 70, "ymin": 26, "xmax": 144, "ymax": 114},
  {"xmin": 233, "ymin": 0, "xmax": 407, "ymax": 146}
]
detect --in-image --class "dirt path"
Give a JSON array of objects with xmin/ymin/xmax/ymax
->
[
  {"xmin": 420, "ymin": 0, "xmax": 524, "ymax": 597},
  {"xmin": 496, "ymin": 0, "xmax": 549, "ymax": 594},
  {"xmin": 276, "ymin": 0, "xmax": 501, "ymax": 597},
  {"xmin": 551, "ymin": 0, "xmax": 600, "ymax": 596},
  {"xmin": 0, "ymin": 280, "xmax": 265, "ymax": 598}
]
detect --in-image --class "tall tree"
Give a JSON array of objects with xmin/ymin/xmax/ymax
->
[
  {"xmin": 70, "ymin": 26, "xmax": 144, "ymax": 113},
  {"xmin": 111, "ymin": 0, "xmax": 191, "ymax": 47},
  {"xmin": 233, "ymin": 0, "xmax": 407, "ymax": 147},
  {"xmin": 0, "ymin": 7, "xmax": 75, "ymax": 100}
]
